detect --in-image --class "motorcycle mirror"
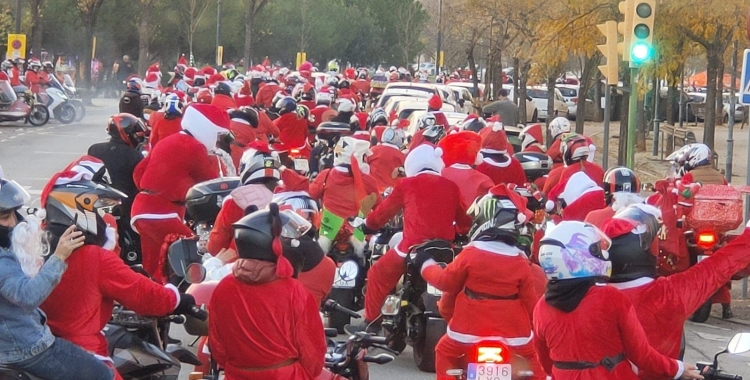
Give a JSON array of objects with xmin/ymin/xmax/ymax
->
[
  {"xmin": 185, "ymin": 263, "xmax": 206, "ymax": 284},
  {"xmin": 727, "ymin": 332, "xmax": 750, "ymax": 354},
  {"xmin": 641, "ymin": 183, "xmax": 655, "ymax": 192}
]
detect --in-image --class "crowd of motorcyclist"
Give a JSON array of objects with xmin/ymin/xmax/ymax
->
[{"xmin": 0, "ymin": 54, "xmax": 748, "ymax": 380}]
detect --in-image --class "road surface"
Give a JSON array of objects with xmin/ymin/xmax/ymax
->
[{"xmin": 1, "ymin": 99, "xmax": 748, "ymax": 379}]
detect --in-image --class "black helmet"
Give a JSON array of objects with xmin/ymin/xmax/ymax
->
[
  {"xmin": 185, "ymin": 177, "xmax": 241, "ymax": 223},
  {"xmin": 229, "ymin": 107, "xmax": 260, "ymax": 128},
  {"xmin": 603, "ymin": 167, "xmax": 640, "ymax": 204},
  {"xmin": 233, "ymin": 203, "xmax": 313, "ymax": 277},
  {"xmin": 338, "ymin": 80, "xmax": 350, "ymax": 89},
  {"xmin": 467, "ymin": 192, "xmax": 522, "ymax": 245},
  {"xmin": 238, "ymin": 148, "xmax": 281, "ymax": 188},
  {"xmin": 108, "ymin": 113, "xmax": 147, "ymax": 148},
  {"xmin": 460, "ymin": 117, "xmax": 487, "ymax": 133},
  {"xmin": 0, "ymin": 178, "xmax": 30, "ymax": 249},
  {"xmin": 44, "ymin": 180, "xmax": 126, "ymax": 247},
  {"xmin": 214, "ymin": 82, "xmax": 232, "ymax": 97},
  {"xmin": 422, "ymin": 125, "xmax": 446, "ymax": 145},
  {"xmin": 607, "ymin": 204, "xmax": 662, "ymax": 283},
  {"xmin": 275, "ymin": 96, "xmax": 297, "ymax": 115}
]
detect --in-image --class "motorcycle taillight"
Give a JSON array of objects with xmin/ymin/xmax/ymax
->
[
  {"xmin": 697, "ymin": 231, "xmax": 718, "ymax": 250},
  {"xmin": 473, "ymin": 342, "xmax": 509, "ymax": 364}
]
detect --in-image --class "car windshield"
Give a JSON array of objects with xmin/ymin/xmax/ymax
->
[
  {"xmin": 558, "ymin": 88, "xmax": 577, "ymax": 97},
  {"xmin": 527, "ymin": 89, "xmax": 548, "ymax": 99}
]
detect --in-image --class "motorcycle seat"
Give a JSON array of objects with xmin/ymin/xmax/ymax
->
[{"xmin": 0, "ymin": 365, "xmax": 45, "ymax": 380}]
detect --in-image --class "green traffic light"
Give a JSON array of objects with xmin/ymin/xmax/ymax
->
[{"xmin": 632, "ymin": 42, "xmax": 652, "ymax": 62}]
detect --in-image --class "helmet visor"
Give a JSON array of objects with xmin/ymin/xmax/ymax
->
[{"xmin": 280, "ymin": 209, "xmax": 312, "ymax": 239}]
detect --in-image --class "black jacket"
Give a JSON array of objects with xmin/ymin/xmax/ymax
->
[
  {"xmin": 119, "ymin": 91, "xmax": 144, "ymax": 119},
  {"xmin": 87, "ymin": 140, "xmax": 143, "ymax": 212}
]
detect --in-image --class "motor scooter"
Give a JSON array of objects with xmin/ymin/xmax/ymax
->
[
  {"xmin": 0, "ymin": 80, "xmax": 49, "ymax": 126},
  {"xmin": 37, "ymin": 82, "xmax": 76, "ymax": 124},
  {"xmin": 51, "ymin": 74, "xmax": 85, "ymax": 121}
]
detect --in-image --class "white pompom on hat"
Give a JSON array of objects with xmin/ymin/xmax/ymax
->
[{"xmin": 404, "ymin": 144, "xmax": 445, "ymax": 177}]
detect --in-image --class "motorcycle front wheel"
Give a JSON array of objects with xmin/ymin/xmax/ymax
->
[
  {"xmin": 27, "ymin": 104, "xmax": 50, "ymax": 126},
  {"xmin": 55, "ymin": 103, "xmax": 76, "ymax": 124}
]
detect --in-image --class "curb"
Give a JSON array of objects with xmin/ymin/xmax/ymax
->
[{"xmin": 709, "ymin": 315, "xmax": 750, "ymax": 328}]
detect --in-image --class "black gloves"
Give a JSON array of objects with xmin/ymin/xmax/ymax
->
[
  {"xmin": 411, "ymin": 249, "xmax": 434, "ymax": 272},
  {"xmin": 360, "ymin": 222, "xmax": 379, "ymax": 236},
  {"xmin": 174, "ymin": 293, "xmax": 197, "ymax": 316}
]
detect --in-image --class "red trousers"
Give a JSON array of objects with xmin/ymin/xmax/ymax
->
[
  {"xmin": 435, "ymin": 335, "xmax": 545, "ymax": 380},
  {"xmin": 365, "ymin": 248, "xmax": 406, "ymax": 321},
  {"xmin": 133, "ymin": 218, "xmax": 193, "ymax": 282},
  {"xmin": 711, "ymin": 282, "xmax": 732, "ymax": 305}
]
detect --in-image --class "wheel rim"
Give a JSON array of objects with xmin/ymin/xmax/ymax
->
[{"xmin": 30, "ymin": 107, "xmax": 48, "ymax": 124}]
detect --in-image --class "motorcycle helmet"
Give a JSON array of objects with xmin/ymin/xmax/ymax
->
[
  {"xmin": 467, "ymin": 191, "xmax": 523, "ymax": 245},
  {"xmin": 316, "ymin": 90, "xmax": 333, "ymax": 106},
  {"xmin": 422, "ymin": 125, "xmax": 446, "ymax": 145},
  {"xmin": 228, "ymin": 107, "xmax": 259, "ymax": 128},
  {"xmin": 28, "ymin": 59, "xmax": 41, "ymax": 71},
  {"xmin": 12, "ymin": 58, "xmax": 24, "ymax": 66},
  {"xmin": 0, "ymin": 177, "xmax": 31, "ymax": 249},
  {"xmin": 417, "ymin": 113, "xmax": 438, "ymax": 130},
  {"xmin": 164, "ymin": 94, "xmax": 184, "ymax": 116},
  {"xmin": 460, "ymin": 117, "xmax": 487, "ymax": 133},
  {"xmin": 42, "ymin": 61, "xmax": 54, "ymax": 70},
  {"xmin": 214, "ymin": 82, "xmax": 232, "ymax": 97},
  {"xmin": 238, "ymin": 147, "xmax": 281, "ymax": 189},
  {"xmin": 602, "ymin": 167, "xmax": 639, "ymax": 204},
  {"xmin": 1, "ymin": 60, "xmax": 12, "ymax": 72},
  {"xmin": 606, "ymin": 204, "xmax": 662, "ymax": 283},
  {"xmin": 273, "ymin": 192, "xmax": 321, "ymax": 229},
  {"xmin": 225, "ymin": 69, "xmax": 239, "ymax": 81},
  {"xmin": 339, "ymin": 80, "xmax": 350, "ymax": 90},
  {"xmin": 539, "ymin": 221, "xmax": 612, "ymax": 281},
  {"xmin": 196, "ymin": 88, "xmax": 213, "ymax": 104},
  {"xmin": 107, "ymin": 113, "xmax": 147, "ymax": 148},
  {"xmin": 44, "ymin": 179, "xmax": 126, "ymax": 247},
  {"xmin": 336, "ymin": 98, "xmax": 356, "ymax": 113},
  {"xmin": 682, "ymin": 143, "xmax": 712, "ymax": 172},
  {"xmin": 368, "ymin": 108, "xmax": 389, "ymax": 128},
  {"xmin": 550, "ymin": 117, "xmax": 571, "ymax": 140},
  {"xmin": 562, "ymin": 135, "xmax": 590, "ymax": 165},
  {"xmin": 381, "ymin": 127, "xmax": 405, "ymax": 148},
  {"xmin": 275, "ymin": 96, "xmax": 297, "ymax": 115},
  {"xmin": 126, "ymin": 78, "xmax": 142, "ymax": 93},
  {"xmin": 233, "ymin": 203, "xmax": 313, "ymax": 278}
]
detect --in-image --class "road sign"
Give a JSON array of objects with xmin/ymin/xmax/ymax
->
[
  {"xmin": 741, "ymin": 49, "xmax": 750, "ymax": 105},
  {"xmin": 6, "ymin": 34, "xmax": 26, "ymax": 59}
]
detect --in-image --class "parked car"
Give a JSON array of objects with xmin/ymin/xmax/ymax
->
[
  {"xmin": 375, "ymin": 90, "xmax": 430, "ymax": 109},
  {"xmin": 500, "ymin": 84, "xmax": 539, "ymax": 123},
  {"xmin": 527, "ymin": 87, "xmax": 569, "ymax": 121},
  {"xmin": 557, "ymin": 84, "xmax": 595, "ymax": 121},
  {"xmin": 722, "ymin": 93, "xmax": 745, "ymax": 123},
  {"xmin": 447, "ymin": 81, "xmax": 484, "ymax": 99},
  {"xmin": 445, "ymin": 85, "xmax": 475, "ymax": 113},
  {"xmin": 393, "ymin": 100, "xmax": 454, "ymax": 121},
  {"xmin": 383, "ymin": 82, "xmax": 457, "ymax": 107}
]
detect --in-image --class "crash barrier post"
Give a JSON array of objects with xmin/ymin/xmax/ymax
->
[
  {"xmin": 687, "ymin": 103, "xmax": 706, "ymax": 126},
  {"xmin": 660, "ymin": 124, "xmax": 697, "ymax": 158}
]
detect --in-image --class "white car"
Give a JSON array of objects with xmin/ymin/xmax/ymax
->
[
  {"xmin": 383, "ymin": 82, "xmax": 459, "ymax": 111},
  {"xmin": 557, "ymin": 84, "xmax": 594, "ymax": 121},
  {"xmin": 526, "ymin": 87, "xmax": 569, "ymax": 121},
  {"xmin": 687, "ymin": 92, "xmax": 743, "ymax": 123},
  {"xmin": 393, "ymin": 101, "xmax": 454, "ymax": 122},
  {"xmin": 500, "ymin": 84, "xmax": 539, "ymax": 123},
  {"xmin": 405, "ymin": 111, "xmax": 469, "ymax": 136},
  {"xmin": 445, "ymin": 85, "xmax": 475, "ymax": 113},
  {"xmin": 447, "ymin": 81, "xmax": 485, "ymax": 99}
]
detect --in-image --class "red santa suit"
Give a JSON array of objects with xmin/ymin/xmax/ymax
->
[
  {"xmin": 257, "ymin": 110, "xmax": 280, "ymax": 141},
  {"xmin": 227, "ymin": 112, "xmax": 261, "ymax": 168},
  {"xmin": 561, "ymin": 160, "xmax": 605, "ymax": 186},
  {"xmin": 585, "ymin": 192, "xmax": 644, "ymax": 229},
  {"xmin": 363, "ymin": 144, "xmax": 471, "ymax": 321},
  {"xmin": 10, "ymin": 66, "xmax": 21, "ymax": 87},
  {"xmin": 603, "ymin": 223, "xmax": 750, "ymax": 380},
  {"xmin": 256, "ymin": 82, "xmax": 281, "ymax": 108},
  {"xmin": 131, "ymin": 104, "xmax": 227, "ymax": 281},
  {"xmin": 209, "ymin": 260, "xmax": 326, "ymax": 380},
  {"xmin": 438, "ymin": 131, "xmax": 494, "ymax": 206},
  {"xmin": 273, "ymin": 111, "xmax": 309, "ymax": 155},
  {"xmin": 548, "ymin": 133, "xmax": 595, "ymax": 164},
  {"xmin": 310, "ymin": 105, "xmax": 336, "ymax": 128},
  {"xmin": 476, "ymin": 124, "xmax": 526, "ymax": 186},
  {"xmin": 352, "ymin": 78, "xmax": 371, "ymax": 95},
  {"xmin": 24, "ymin": 69, "xmax": 47, "ymax": 94},
  {"xmin": 545, "ymin": 171, "xmax": 606, "ymax": 222},
  {"xmin": 148, "ymin": 111, "xmax": 183, "ymax": 148},
  {"xmin": 308, "ymin": 168, "xmax": 379, "ymax": 223},
  {"xmin": 367, "ymin": 143, "xmax": 406, "ymax": 191},
  {"xmin": 211, "ymin": 93, "xmax": 237, "ymax": 111},
  {"xmin": 534, "ymin": 285, "xmax": 683, "ymax": 380},
  {"xmin": 234, "ymin": 81, "xmax": 254, "ymax": 108},
  {"xmin": 520, "ymin": 123, "xmax": 547, "ymax": 154}
]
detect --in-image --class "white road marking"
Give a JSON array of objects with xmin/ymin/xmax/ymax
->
[{"xmin": 34, "ymin": 151, "xmax": 84, "ymax": 155}]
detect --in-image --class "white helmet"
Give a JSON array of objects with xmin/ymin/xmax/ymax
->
[
  {"xmin": 550, "ymin": 117, "xmax": 571, "ymax": 139},
  {"xmin": 539, "ymin": 221, "xmax": 612, "ymax": 281},
  {"xmin": 417, "ymin": 113, "xmax": 438, "ymax": 130},
  {"xmin": 682, "ymin": 143, "xmax": 711, "ymax": 172},
  {"xmin": 336, "ymin": 98, "xmax": 355, "ymax": 113},
  {"xmin": 334, "ymin": 136, "xmax": 370, "ymax": 167},
  {"xmin": 381, "ymin": 127, "xmax": 405, "ymax": 148}
]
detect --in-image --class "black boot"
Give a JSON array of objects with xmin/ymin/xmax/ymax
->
[{"xmin": 722, "ymin": 303, "xmax": 733, "ymax": 319}]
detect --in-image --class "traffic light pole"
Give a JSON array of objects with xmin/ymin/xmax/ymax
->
[
  {"xmin": 626, "ymin": 67, "xmax": 638, "ymax": 168},
  {"xmin": 602, "ymin": 84, "xmax": 611, "ymax": 170}
]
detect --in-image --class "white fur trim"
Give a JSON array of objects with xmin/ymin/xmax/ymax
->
[
  {"xmin": 492, "ymin": 122, "xmax": 504, "ymax": 132},
  {"xmin": 381, "ymin": 143, "xmax": 401, "ymax": 151},
  {"xmin": 482, "ymin": 156, "xmax": 511, "ymax": 168},
  {"xmin": 545, "ymin": 200, "xmax": 555, "ymax": 212},
  {"xmin": 481, "ymin": 148, "xmax": 508, "ymax": 155},
  {"xmin": 611, "ymin": 192, "xmax": 645, "ymax": 212},
  {"xmin": 450, "ymin": 164, "xmax": 472, "ymax": 170},
  {"xmin": 420, "ymin": 258, "xmax": 438, "ymax": 274},
  {"xmin": 609, "ymin": 277, "xmax": 654, "ymax": 290},
  {"xmin": 475, "ymin": 153, "xmax": 484, "ymax": 166},
  {"xmin": 165, "ymin": 283, "xmax": 181, "ymax": 310},
  {"xmin": 102, "ymin": 227, "xmax": 117, "ymax": 251},
  {"xmin": 130, "ymin": 213, "xmax": 181, "ymax": 232},
  {"xmin": 434, "ymin": 147, "xmax": 444, "ymax": 158},
  {"xmin": 673, "ymin": 361, "xmax": 684, "ymax": 380},
  {"xmin": 467, "ymin": 241, "xmax": 522, "ymax": 256},
  {"xmin": 446, "ymin": 326, "xmax": 533, "ymax": 346}
]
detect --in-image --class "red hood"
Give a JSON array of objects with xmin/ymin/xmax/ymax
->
[{"xmin": 230, "ymin": 120, "xmax": 255, "ymax": 145}]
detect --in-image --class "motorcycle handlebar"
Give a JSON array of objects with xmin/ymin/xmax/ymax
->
[
  {"xmin": 186, "ymin": 305, "xmax": 209, "ymax": 321},
  {"xmin": 715, "ymin": 374, "xmax": 742, "ymax": 380},
  {"xmin": 323, "ymin": 299, "xmax": 361, "ymax": 319}
]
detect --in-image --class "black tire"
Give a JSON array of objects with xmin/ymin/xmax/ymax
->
[
  {"xmin": 690, "ymin": 300, "xmax": 712, "ymax": 323},
  {"xmin": 413, "ymin": 317, "xmax": 445, "ymax": 373},
  {"xmin": 27, "ymin": 104, "xmax": 50, "ymax": 126},
  {"xmin": 55, "ymin": 103, "xmax": 76, "ymax": 124},
  {"xmin": 72, "ymin": 100, "xmax": 86, "ymax": 121},
  {"xmin": 328, "ymin": 288, "xmax": 355, "ymax": 333},
  {"xmin": 384, "ymin": 326, "xmax": 407, "ymax": 354},
  {"xmin": 531, "ymin": 110, "xmax": 538, "ymax": 123}
]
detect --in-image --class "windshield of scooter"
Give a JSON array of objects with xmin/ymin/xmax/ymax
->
[{"xmin": 0, "ymin": 80, "xmax": 18, "ymax": 103}]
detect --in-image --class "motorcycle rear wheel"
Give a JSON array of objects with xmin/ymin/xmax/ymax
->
[
  {"xmin": 27, "ymin": 105, "xmax": 50, "ymax": 126},
  {"xmin": 690, "ymin": 300, "xmax": 712, "ymax": 323},
  {"xmin": 413, "ymin": 317, "xmax": 444, "ymax": 373},
  {"xmin": 55, "ymin": 103, "xmax": 76, "ymax": 124},
  {"xmin": 72, "ymin": 100, "xmax": 86, "ymax": 121},
  {"xmin": 328, "ymin": 288, "xmax": 356, "ymax": 334}
]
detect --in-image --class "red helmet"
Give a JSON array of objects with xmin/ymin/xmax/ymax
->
[
  {"xmin": 562, "ymin": 135, "xmax": 590, "ymax": 165},
  {"xmin": 196, "ymin": 88, "xmax": 213, "ymax": 104}
]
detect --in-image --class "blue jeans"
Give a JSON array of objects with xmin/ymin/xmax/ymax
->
[{"xmin": 11, "ymin": 338, "xmax": 113, "ymax": 380}]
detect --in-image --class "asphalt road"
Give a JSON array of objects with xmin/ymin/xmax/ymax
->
[{"xmin": 2, "ymin": 99, "xmax": 748, "ymax": 379}]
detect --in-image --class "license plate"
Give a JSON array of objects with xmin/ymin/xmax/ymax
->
[
  {"xmin": 294, "ymin": 159, "xmax": 309, "ymax": 173},
  {"xmin": 467, "ymin": 363, "xmax": 511, "ymax": 380},
  {"xmin": 333, "ymin": 260, "xmax": 358, "ymax": 288}
]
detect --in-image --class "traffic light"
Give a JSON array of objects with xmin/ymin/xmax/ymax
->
[
  {"xmin": 617, "ymin": 0, "xmax": 634, "ymax": 62},
  {"xmin": 597, "ymin": 21, "xmax": 619, "ymax": 85},
  {"xmin": 629, "ymin": 0, "xmax": 655, "ymax": 65}
]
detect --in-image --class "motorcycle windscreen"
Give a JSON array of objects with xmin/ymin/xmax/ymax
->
[
  {"xmin": 106, "ymin": 325, "xmax": 179, "ymax": 378},
  {"xmin": 0, "ymin": 81, "xmax": 18, "ymax": 103}
]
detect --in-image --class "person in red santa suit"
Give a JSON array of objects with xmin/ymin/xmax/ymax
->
[
  {"xmin": 368, "ymin": 108, "xmax": 391, "ymax": 145},
  {"xmin": 534, "ymin": 221, "xmax": 703, "ymax": 380},
  {"xmin": 256, "ymin": 78, "xmax": 282, "ymax": 109},
  {"xmin": 211, "ymin": 82, "xmax": 237, "ymax": 111},
  {"xmin": 546, "ymin": 117, "xmax": 596, "ymax": 166},
  {"xmin": 545, "ymin": 171, "xmax": 606, "ymax": 222},
  {"xmin": 233, "ymin": 78, "xmax": 254, "ymax": 107},
  {"xmin": 207, "ymin": 144, "xmax": 280, "ymax": 256},
  {"xmin": 544, "ymin": 135, "xmax": 604, "ymax": 193},
  {"xmin": 585, "ymin": 167, "xmax": 643, "ymax": 229},
  {"xmin": 209, "ymin": 205, "xmax": 327, "ymax": 380},
  {"xmin": 438, "ymin": 131, "xmax": 494, "ymax": 207},
  {"xmin": 520, "ymin": 123, "xmax": 547, "ymax": 154},
  {"xmin": 225, "ymin": 108, "xmax": 261, "ymax": 168},
  {"xmin": 308, "ymin": 137, "xmax": 380, "ymax": 256},
  {"xmin": 476, "ymin": 122, "xmax": 526, "ymax": 186},
  {"xmin": 131, "ymin": 104, "xmax": 229, "ymax": 281},
  {"xmin": 337, "ymin": 80, "xmax": 360, "ymax": 106},
  {"xmin": 367, "ymin": 126, "xmax": 406, "ymax": 192},
  {"xmin": 310, "ymin": 89, "xmax": 337, "ymax": 128},
  {"xmin": 352, "ymin": 71, "xmax": 371, "ymax": 96},
  {"xmin": 350, "ymin": 111, "xmax": 371, "ymax": 142},
  {"xmin": 351, "ymin": 144, "xmax": 472, "ymax": 330},
  {"xmin": 426, "ymin": 93, "xmax": 450, "ymax": 129},
  {"xmin": 407, "ymin": 113, "xmax": 443, "ymax": 150},
  {"xmin": 413, "ymin": 184, "xmax": 545, "ymax": 380},
  {"xmin": 38, "ymin": 170, "xmax": 198, "ymax": 379},
  {"xmin": 148, "ymin": 93, "xmax": 184, "ymax": 148},
  {"xmin": 272, "ymin": 96, "xmax": 310, "ymax": 162},
  {"xmin": 602, "ymin": 204, "xmax": 750, "ymax": 380},
  {"xmin": 296, "ymin": 83, "xmax": 317, "ymax": 110}
]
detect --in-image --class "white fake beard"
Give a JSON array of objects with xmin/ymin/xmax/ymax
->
[{"xmin": 10, "ymin": 215, "xmax": 49, "ymax": 277}]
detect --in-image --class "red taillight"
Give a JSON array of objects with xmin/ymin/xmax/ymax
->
[
  {"xmin": 697, "ymin": 231, "xmax": 718, "ymax": 249},
  {"xmin": 571, "ymin": 98, "xmax": 578, "ymax": 104},
  {"xmin": 473, "ymin": 342, "xmax": 508, "ymax": 363}
]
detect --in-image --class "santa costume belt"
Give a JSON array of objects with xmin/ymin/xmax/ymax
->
[
  {"xmin": 464, "ymin": 287, "xmax": 518, "ymax": 301},
  {"xmin": 553, "ymin": 352, "xmax": 625, "ymax": 372},
  {"xmin": 139, "ymin": 190, "xmax": 185, "ymax": 206},
  {"xmin": 236, "ymin": 358, "xmax": 298, "ymax": 372}
]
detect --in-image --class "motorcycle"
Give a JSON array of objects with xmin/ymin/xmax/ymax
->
[
  {"xmin": 37, "ymin": 82, "xmax": 76, "ymax": 124},
  {"xmin": 184, "ymin": 176, "xmax": 241, "ymax": 253},
  {"xmin": 380, "ymin": 239, "xmax": 456, "ymax": 372},
  {"xmin": 50, "ymin": 73, "xmax": 85, "ymax": 122},
  {"xmin": 445, "ymin": 341, "xmax": 536, "ymax": 380},
  {"xmin": 0, "ymin": 80, "xmax": 49, "ymax": 126},
  {"xmin": 696, "ymin": 332, "xmax": 749, "ymax": 380},
  {"xmin": 326, "ymin": 221, "xmax": 369, "ymax": 333}
]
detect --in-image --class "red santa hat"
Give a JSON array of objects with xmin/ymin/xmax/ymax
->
[
  {"xmin": 298, "ymin": 61, "xmax": 313, "ymax": 72},
  {"xmin": 479, "ymin": 122, "xmax": 510, "ymax": 155},
  {"xmin": 397, "ymin": 119, "xmax": 410, "ymax": 129},
  {"xmin": 546, "ymin": 171, "xmax": 605, "ymax": 219},
  {"xmin": 40, "ymin": 156, "xmax": 108, "ymax": 209},
  {"xmin": 520, "ymin": 123, "xmax": 544, "ymax": 150},
  {"xmin": 488, "ymin": 183, "xmax": 534, "ymax": 224},
  {"xmin": 463, "ymin": 114, "xmax": 479, "ymax": 123},
  {"xmin": 184, "ymin": 67, "xmax": 197, "ymax": 80},
  {"xmin": 207, "ymin": 73, "xmax": 226, "ymax": 87},
  {"xmin": 201, "ymin": 66, "xmax": 217, "ymax": 77},
  {"xmin": 428, "ymin": 94, "xmax": 443, "ymax": 110},
  {"xmin": 438, "ymin": 131, "xmax": 483, "ymax": 167},
  {"xmin": 177, "ymin": 54, "xmax": 188, "ymax": 66},
  {"xmin": 601, "ymin": 203, "xmax": 662, "ymax": 239},
  {"xmin": 181, "ymin": 103, "xmax": 231, "ymax": 151},
  {"xmin": 144, "ymin": 72, "xmax": 160, "ymax": 89},
  {"xmin": 345, "ymin": 67, "xmax": 356, "ymax": 80},
  {"xmin": 277, "ymin": 168, "xmax": 310, "ymax": 193},
  {"xmin": 404, "ymin": 144, "xmax": 445, "ymax": 177},
  {"xmin": 147, "ymin": 63, "xmax": 161, "ymax": 75}
]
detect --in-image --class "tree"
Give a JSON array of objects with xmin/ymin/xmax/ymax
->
[
  {"xmin": 137, "ymin": 0, "xmax": 159, "ymax": 75},
  {"xmin": 76, "ymin": 0, "xmax": 105, "ymax": 104},
  {"xmin": 179, "ymin": 0, "xmax": 213, "ymax": 59},
  {"xmin": 393, "ymin": 0, "xmax": 427, "ymax": 66},
  {"xmin": 28, "ymin": 0, "xmax": 45, "ymax": 55},
  {"xmin": 243, "ymin": 0, "xmax": 271, "ymax": 68}
]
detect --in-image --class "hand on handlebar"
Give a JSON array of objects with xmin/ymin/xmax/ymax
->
[
  {"xmin": 682, "ymin": 363, "xmax": 704, "ymax": 380},
  {"xmin": 174, "ymin": 294, "xmax": 208, "ymax": 321}
]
